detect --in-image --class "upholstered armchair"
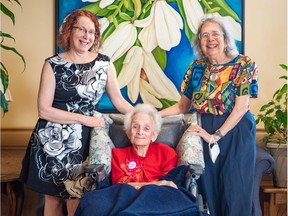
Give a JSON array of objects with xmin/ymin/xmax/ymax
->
[{"xmin": 108, "ymin": 113, "xmax": 275, "ymax": 216}]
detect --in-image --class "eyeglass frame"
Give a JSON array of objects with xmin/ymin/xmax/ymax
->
[
  {"xmin": 198, "ymin": 31, "xmax": 224, "ymax": 40},
  {"xmin": 72, "ymin": 26, "xmax": 96, "ymax": 36}
]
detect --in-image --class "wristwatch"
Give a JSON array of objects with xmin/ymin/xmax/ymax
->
[{"xmin": 215, "ymin": 129, "xmax": 224, "ymax": 138}]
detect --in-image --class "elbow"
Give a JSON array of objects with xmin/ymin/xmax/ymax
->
[
  {"xmin": 233, "ymin": 105, "xmax": 249, "ymax": 116},
  {"xmin": 234, "ymin": 95, "xmax": 250, "ymax": 114},
  {"xmin": 38, "ymin": 109, "xmax": 45, "ymax": 119},
  {"xmin": 38, "ymin": 105, "xmax": 48, "ymax": 119}
]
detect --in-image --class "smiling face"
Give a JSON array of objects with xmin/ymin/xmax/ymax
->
[
  {"xmin": 199, "ymin": 21, "xmax": 227, "ymax": 63},
  {"xmin": 70, "ymin": 16, "xmax": 96, "ymax": 53},
  {"xmin": 127, "ymin": 113, "xmax": 157, "ymax": 149}
]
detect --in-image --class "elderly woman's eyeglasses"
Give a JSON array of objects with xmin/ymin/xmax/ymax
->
[
  {"xmin": 199, "ymin": 31, "xmax": 224, "ymax": 40},
  {"xmin": 72, "ymin": 26, "xmax": 96, "ymax": 36}
]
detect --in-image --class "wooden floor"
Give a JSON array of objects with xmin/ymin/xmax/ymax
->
[
  {"xmin": 1, "ymin": 148, "xmax": 42, "ymax": 216},
  {"xmin": 1, "ymin": 186, "xmax": 40, "ymax": 216},
  {"xmin": 260, "ymin": 175, "xmax": 287, "ymax": 216}
]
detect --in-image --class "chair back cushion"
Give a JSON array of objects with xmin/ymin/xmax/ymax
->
[{"xmin": 108, "ymin": 114, "xmax": 186, "ymax": 149}]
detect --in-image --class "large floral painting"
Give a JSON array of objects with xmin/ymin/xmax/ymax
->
[{"xmin": 56, "ymin": 0, "xmax": 243, "ymax": 111}]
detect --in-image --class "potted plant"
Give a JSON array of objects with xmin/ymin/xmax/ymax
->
[
  {"xmin": 256, "ymin": 64, "xmax": 287, "ymax": 188},
  {"xmin": 1, "ymin": 0, "xmax": 26, "ymax": 114}
]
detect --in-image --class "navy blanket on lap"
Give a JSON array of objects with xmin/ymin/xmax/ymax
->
[{"xmin": 75, "ymin": 165, "xmax": 210, "ymax": 216}]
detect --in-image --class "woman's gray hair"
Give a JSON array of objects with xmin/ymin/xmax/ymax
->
[
  {"xmin": 193, "ymin": 13, "xmax": 239, "ymax": 60},
  {"xmin": 123, "ymin": 103, "xmax": 162, "ymax": 134}
]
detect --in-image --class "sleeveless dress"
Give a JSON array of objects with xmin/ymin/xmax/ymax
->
[{"xmin": 19, "ymin": 53, "xmax": 110, "ymax": 198}]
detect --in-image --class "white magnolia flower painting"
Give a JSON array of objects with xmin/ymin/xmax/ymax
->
[{"xmin": 57, "ymin": 0, "xmax": 243, "ymax": 110}]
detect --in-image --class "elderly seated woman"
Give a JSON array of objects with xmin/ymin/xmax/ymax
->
[{"xmin": 75, "ymin": 104, "xmax": 209, "ymax": 216}]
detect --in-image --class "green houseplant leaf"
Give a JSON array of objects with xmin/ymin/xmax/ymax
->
[
  {"xmin": 0, "ymin": 2, "xmax": 15, "ymax": 25},
  {"xmin": 1, "ymin": 0, "xmax": 26, "ymax": 114},
  {"xmin": 0, "ymin": 43, "xmax": 26, "ymax": 72},
  {"xmin": 256, "ymin": 64, "xmax": 288, "ymax": 144}
]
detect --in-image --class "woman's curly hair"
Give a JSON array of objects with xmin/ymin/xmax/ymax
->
[{"xmin": 57, "ymin": 9, "xmax": 102, "ymax": 52}]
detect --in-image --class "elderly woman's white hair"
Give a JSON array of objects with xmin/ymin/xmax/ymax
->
[
  {"xmin": 123, "ymin": 103, "xmax": 162, "ymax": 135},
  {"xmin": 193, "ymin": 13, "xmax": 239, "ymax": 60}
]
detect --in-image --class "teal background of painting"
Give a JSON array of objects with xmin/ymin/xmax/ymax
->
[{"xmin": 56, "ymin": 0, "xmax": 243, "ymax": 112}]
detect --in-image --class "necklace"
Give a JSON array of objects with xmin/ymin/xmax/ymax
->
[{"xmin": 209, "ymin": 65, "xmax": 219, "ymax": 81}]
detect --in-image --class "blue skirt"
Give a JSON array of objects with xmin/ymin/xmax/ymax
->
[{"xmin": 199, "ymin": 111, "xmax": 256, "ymax": 216}]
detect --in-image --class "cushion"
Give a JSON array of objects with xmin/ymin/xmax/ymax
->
[
  {"xmin": 64, "ymin": 112, "xmax": 114, "ymax": 198},
  {"xmin": 157, "ymin": 115, "xmax": 186, "ymax": 148},
  {"xmin": 88, "ymin": 112, "xmax": 115, "ymax": 174},
  {"xmin": 109, "ymin": 114, "xmax": 186, "ymax": 149},
  {"xmin": 176, "ymin": 112, "xmax": 205, "ymax": 168}
]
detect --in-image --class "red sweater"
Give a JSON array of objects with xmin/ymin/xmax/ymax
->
[{"xmin": 111, "ymin": 142, "xmax": 178, "ymax": 184}]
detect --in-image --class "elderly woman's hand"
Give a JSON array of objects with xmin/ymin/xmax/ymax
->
[
  {"xmin": 129, "ymin": 180, "xmax": 178, "ymax": 190},
  {"xmin": 156, "ymin": 180, "xmax": 178, "ymax": 189}
]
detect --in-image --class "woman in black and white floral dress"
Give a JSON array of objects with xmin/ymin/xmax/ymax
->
[{"xmin": 20, "ymin": 9, "xmax": 133, "ymax": 216}]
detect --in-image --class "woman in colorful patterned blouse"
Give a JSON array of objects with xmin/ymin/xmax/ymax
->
[
  {"xmin": 112, "ymin": 103, "xmax": 178, "ymax": 189},
  {"xmin": 160, "ymin": 14, "xmax": 259, "ymax": 216}
]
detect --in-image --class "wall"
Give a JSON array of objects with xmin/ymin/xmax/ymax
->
[
  {"xmin": 1, "ymin": 0, "xmax": 54, "ymax": 128},
  {"xmin": 245, "ymin": 0, "xmax": 287, "ymax": 118},
  {"xmin": 1, "ymin": 0, "xmax": 287, "ymax": 147}
]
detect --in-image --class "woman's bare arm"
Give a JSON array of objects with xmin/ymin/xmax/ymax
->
[
  {"xmin": 105, "ymin": 62, "xmax": 134, "ymax": 114},
  {"xmin": 159, "ymin": 95, "xmax": 191, "ymax": 117},
  {"xmin": 188, "ymin": 95, "xmax": 250, "ymax": 143}
]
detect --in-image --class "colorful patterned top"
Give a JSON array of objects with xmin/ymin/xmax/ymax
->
[
  {"xmin": 182, "ymin": 55, "xmax": 259, "ymax": 115},
  {"xmin": 111, "ymin": 142, "xmax": 178, "ymax": 184}
]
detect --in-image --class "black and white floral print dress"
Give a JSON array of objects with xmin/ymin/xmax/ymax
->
[{"xmin": 20, "ymin": 53, "xmax": 110, "ymax": 198}]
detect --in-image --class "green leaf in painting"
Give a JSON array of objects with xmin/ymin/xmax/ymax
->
[
  {"xmin": 119, "ymin": 12, "xmax": 132, "ymax": 21},
  {"xmin": 199, "ymin": 0, "xmax": 241, "ymax": 22},
  {"xmin": 175, "ymin": 0, "xmax": 195, "ymax": 47},
  {"xmin": 132, "ymin": 0, "xmax": 142, "ymax": 19},
  {"xmin": 82, "ymin": 2, "xmax": 110, "ymax": 17},
  {"xmin": 114, "ymin": 54, "xmax": 126, "ymax": 76},
  {"xmin": 152, "ymin": 47, "xmax": 167, "ymax": 71},
  {"xmin": 158, "ymin": 98, "xmax": 177, "ymax": 109}
]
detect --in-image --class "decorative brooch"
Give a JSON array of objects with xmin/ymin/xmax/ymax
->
[{"xmin": 126, "ymin": 158, "xmax": 141, "ymax": 174}]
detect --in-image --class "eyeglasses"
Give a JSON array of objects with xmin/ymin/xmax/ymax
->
[
  {"xmin": 72, "ymin": 26, "xmax": 96, "ymax": 36},
  {"xmin": 199, "ymin": 31, "xmax": 224, "ymax": 40}
]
